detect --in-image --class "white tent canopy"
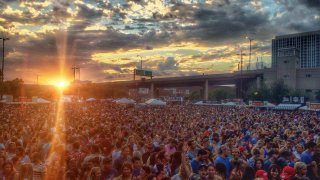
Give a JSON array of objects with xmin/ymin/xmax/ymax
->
[
  {"xmin": 263, "ymin": 102, "xmax": 276, "ymax": 108},
  {"xmin": 115, "ymin": 98, "xmax": 136, "ymax": 104},
  {"xmin": 222, "ymin": 102, "xmax": 237, "ymax": 106},
  {"xmin": 86, "ymin": 98, "xmax": 96, "ymax": 102},
  {"xmin": 36, "ymin": 98, "xmax": 51, "ymax": 103},
  {"xmin": 145, "ymin": 99, "xmax": 166, "ymax": 105}
]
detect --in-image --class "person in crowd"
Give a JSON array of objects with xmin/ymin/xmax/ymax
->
[
  {"xmin": 0, "ymin": 101, "xmax": 319, "ymax": 180},
  {"xmin": 255, "ymin": 169, "xmax": 268, "ymax": 180},
  {"xmin": 293, "ymin": 144, "xmax": 304, "ymax": 161},
  {"xmin": 291, "ymin": 162, "xmax": 309, "ymax": 180},
  {"xmin": 214, "ymin": 163, "xmax": 227, "ymax": 180},
  {"xmin": 191, "ymin": 149, "xmax": 208, "ymax": 174},
  {"xmin": 114, "ymin": 162, "xmax": 133, "ymax": 180},
  {"xmin": 1, "ymin": 161, "xmax": 18, "ymax": 180},
  {"xmin": 264, "ymin": 149, "xmax": 279, "ymax": 171},
  {"xmin": 254, "ymin": 159, "xmax": 264, "ymax": 173},
  {"xmin": 214, "ymin": 145, "xmax": 231, "ymax": 179},
  {"xmin": 280, "ymin": 166, "xmax": 295, "ymax": 180},
  {"xmin": 187, "ymin": 140, "xmax": 199, "ymax": 161},
  {"xmin": 100, "ymin": 157, "xmax": 118, "ymax": 180}
]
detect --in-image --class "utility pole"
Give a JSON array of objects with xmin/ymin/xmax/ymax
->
[
  {"xmin": 0, "ymin": 36, "xmax": 9, "ymax": 100},
  {"xmin": 36, "ymin": 75, "xmax": 40, "ymax": 85},
  {"xmin": 71, "ymin": 66, "xmax": 79, "ymax": 82},
  {"xmin": 246, "ymin": 37, "xmax": 254, "ymax": 71},
  {"xmin": 237, "ymin": 50, "xmax": 246, "ymax": 99}
]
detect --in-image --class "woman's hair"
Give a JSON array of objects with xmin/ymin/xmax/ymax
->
[
  {"xmin": 254, "ymin": 159, "xmax": 264, "ymax": 171},
  {"xmin": 142, "ymin": 165, "xmax": 151, "ymax": 174},
  {"xmin": 121, "ymin": 162, "xmax": 133, "ymax": 172},
  {"xmin": 215, "ymin": 163, "xmax": 226, "ymax": 179},
  {"xmin": 294, "ymin": 162, "xmax": 307, "ymax": 175},
  {"xmin": 3, "ymin": 160, "xmax": 15, "ymax": 175},
  {"xmin": 268, "ymin": 164, "xmax": 281, "ymax": 179}
]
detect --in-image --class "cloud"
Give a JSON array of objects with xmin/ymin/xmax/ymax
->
[
  {"xmin": 158, "ymin": 57, "xmax": 179, "ymax": 71},
  {"xmin": 0, "ymin": 0, "xmax": 319, "ymax": 82}
]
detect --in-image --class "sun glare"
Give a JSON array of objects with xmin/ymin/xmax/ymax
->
[{"xmin": 54, "ymin": 80, "xmax": 69, "ymax": 89}]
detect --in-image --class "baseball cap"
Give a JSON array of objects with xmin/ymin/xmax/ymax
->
[
  {"xmin": 239, "ymin": 146, "xmax": 246, "ymax": 152},
  {"xmin": 280, "ymin": 166, "xmax": 295, "ymax": 180},
  {"xmin": 255, "ymin": 170, "xmax": 268, "ymax": 180}
]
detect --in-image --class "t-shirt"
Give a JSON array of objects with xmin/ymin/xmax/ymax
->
[
  {"xmin": 301, "ymin": 150, "xmax": 313, "ymax": 165},
  {"xmin": 214, "ymin": 155, "xmax": 231, "ymax": 178},
  {"xmin": 100, "ymin": 168, "xmax": 118, "ymax": 180},
  {"xmin": 190, "ymin": 159, "xmax": 200, "ymax": 174}
]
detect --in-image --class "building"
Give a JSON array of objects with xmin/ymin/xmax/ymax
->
[
  {"xmin": 268, "ymin": 30, "xmax": 320, "ymax": 97},
  {"xmin": 272, "ymin": 30, "xmax": 320, "ymax": 68}
]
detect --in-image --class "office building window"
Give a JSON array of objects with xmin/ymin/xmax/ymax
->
[{"xmin": 306, "ymin": 74, "xmax": 312, "ymax": 78}]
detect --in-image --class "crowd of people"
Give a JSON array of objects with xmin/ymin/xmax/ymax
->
[{"xmin": 0, "ymin": 101, "xmax": 319, "ymax": 180}]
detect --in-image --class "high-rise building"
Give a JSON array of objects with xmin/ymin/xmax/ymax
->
[{"xmin": 272, "ymin": 30, "xmax": 320, "ymax": 68}]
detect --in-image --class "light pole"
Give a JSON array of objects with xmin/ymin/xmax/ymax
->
[
  {"xmin": 0, "ymin": 37, "xmax": 9, "ymax": 100},
  {"xmin": 137, "ymin": 55, "xmax": 142, "ymax": 69},
  {"xmin": 237, "ymin": 50, "xmax": 246, "ymax": 99},
  {"xmin": 36, "ymin": 75, "xmax": 40, "ymax": 85},
  {"xmin": 246, "ymin": 37, "xmax": 254, "ymax": 71}
]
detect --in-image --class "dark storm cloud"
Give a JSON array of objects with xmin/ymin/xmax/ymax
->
[
  {"xmin": 300, "ymin": 0, "xmax": 320, "ymax": 9},
  {"xmin": 179, "ymin": 5, "xmax": 269, "ymax": 44}
]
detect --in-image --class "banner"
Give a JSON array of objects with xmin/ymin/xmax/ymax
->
[
  {"xmin": 249, "ymin": 101, "xmax": 264, "ymax": 107},
  {"xmin": 282, "ymin": 96, "xmax": 305, "ymax": 104}
]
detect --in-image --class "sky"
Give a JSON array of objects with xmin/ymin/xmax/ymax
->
[{"xmin": 0, "ymin": 0, "xmax": 319, "ymax": 84}]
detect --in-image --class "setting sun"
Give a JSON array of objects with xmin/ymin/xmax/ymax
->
[{"xmin": 54, "ymin": 80, "xmax": 69, "ymax": 89}]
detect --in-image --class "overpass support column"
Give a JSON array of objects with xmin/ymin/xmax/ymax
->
[
  {"xmin": 204, "ymin": 80, "xmax": 208, "ymax": 101},
  {"xmin": 256, "ymin": 76, "xmax": 261, "ymax": 89},
  {"xmin": 150, "ymin": 83, "xmax": 154, "ymax": 98}
]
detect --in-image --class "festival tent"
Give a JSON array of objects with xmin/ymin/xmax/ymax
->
[
  {"xmin": 262, "ymin": 102, "xmax": 276, "ymax": 108},
  {"xmin": 194, "ymin": 101, "xmax": 204, "ymax": 105},
  {"xmin": 115, "ymin": 98, "xmax": 136, "ymax": 104},
  {"xmin": 86, "ymin": 98, "xmax": 96, "ymax": 102},
  {"xmin": 35, "ymin": 98, "xmax": 51, "ymax": 104},
  {"xmin": 222, "ymin": 102, "xmax": 237, "ymax": 106},
  {"xmin": 299, "ymin": 106, "xmax": 309, "ymax": 111},
  {"xmin": 145, "ymin": 99, "xmax": 166, "ymax": 105},
  {"xmin": 61, "ymin": 95, "xmax": 73, "ymax": 103},
  {"xmin": 274, "ymin": 104, "xmax": 301, "ymax": 111}
]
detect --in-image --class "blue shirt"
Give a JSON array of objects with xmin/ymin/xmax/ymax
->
[
  {"xmin": 191, "ymin": 159, "xmax": 200, "ymax": 174},
  {"xmin": 214, "ymin": 155, "xmax": 230, "ymax": 178},
  {"xmin": 301, "ymin": 150, "xmax": 313, "ymax": 165}
]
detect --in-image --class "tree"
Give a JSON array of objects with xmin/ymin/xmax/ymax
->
[
  {"xmin": 188, "ymin": 91, "xmax": 201, "ymax": 100},
  {"xmin": 270, "ymin": 79, "xmax": 290, "ymax": 104},
  {"xmin": 3, "ymin": 78, "xmax": 24, "ymax": 98},
  {"xmin": 246, "ymin": 82, "xmax": 271, "ymax": 101},
  {"xmin": 208, "ymin": 87, "xmax": 235, "ymax": 101}
]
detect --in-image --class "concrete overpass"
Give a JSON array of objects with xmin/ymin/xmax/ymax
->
[{"xmin": 108, "ymin": 69, "xmax": 272, "ymax": 100}]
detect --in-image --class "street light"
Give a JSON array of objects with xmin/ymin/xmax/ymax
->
[
  {"xmin": 137, "ymin": 55, "xmax": 142, "ymax": 69},
  {"xmin": 0, "ymin": 36, "xmax": 9, "ymax": 100},
  {"xmin": 237, "ymin": 50, "xmax": 247, "ymax": 99},
  {"xmin": 246, "ymin": 36, "xmax": 254, "ymax": 71}
]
